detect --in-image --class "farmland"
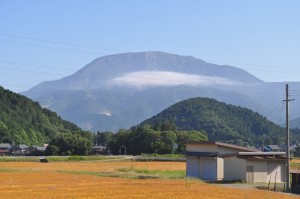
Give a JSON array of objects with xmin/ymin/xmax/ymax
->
[{"xmin": 0, "ymin": 160, "xmax": 298, "ymax": 199}]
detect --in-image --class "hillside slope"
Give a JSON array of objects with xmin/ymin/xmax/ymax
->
[
  {"xmin": 0, "ymin": 86, "xmax": 90, "ymax": 145},
  {"xmin": 141, "ymin": 97, "xmax": 285, "ymax": 146}
]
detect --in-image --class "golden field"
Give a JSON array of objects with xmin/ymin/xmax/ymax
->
[
  {"xmin": 0, "ymin": 161, "xmax": 298, "ymax": 199},
  {"xmin": 291, "ymin": 158, "xmax": 300, "ymax": 164}
]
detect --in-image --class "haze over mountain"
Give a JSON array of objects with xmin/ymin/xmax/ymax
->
[{"xmin": 23, "ymin": 51, "xmax": 300, "ymax": 131}]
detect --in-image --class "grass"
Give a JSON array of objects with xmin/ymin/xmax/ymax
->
[
  {"xmin": 116, "ymin": 166, "xmax": 185, "ymax": 179},
  {"xmin": 56, "ymin": 166, "xmax": 186, "ymax": 179},
  {"xmin": 0, "ymin": 155, "xmax": 126, "ymax": 162},
  {"xmin": 0, "ymin": 161, "xmax": 298, "ymax": 198},
  {"xmin": 136, "ymin": 154, "xmax": 185, "ymax": 162}
]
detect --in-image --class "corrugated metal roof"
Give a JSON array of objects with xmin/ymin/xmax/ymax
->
[{"xmin": 220, "ymin": 151, "xmax": 286, "ymax": 160}]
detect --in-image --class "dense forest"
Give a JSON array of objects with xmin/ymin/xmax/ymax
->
[
  {"xmin": 141, "ymin": 97, "xmax": 294, "ymax": 147},
  {"xmin": 0, "ymin": 86, "xmax": 92, "ymax": 154},
  {"xmin": 95, "ymin": 124, "xmax": 207, "ymax": 155},
  {"xmin": 2, "ymin": 85, "xmax": 300, "ymax": 155}
]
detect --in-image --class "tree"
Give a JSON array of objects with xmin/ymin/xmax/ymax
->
[
  {"xmin": 46, "ymin": 133, "xmax": 92, "ymax": 155},
  {"xmin": 176, "ymin": 130, "xmax": 208, "ymax": 152},
  {"xmin": 160, "ymin": 131, "xmax": 177, "ymax": 154},
  {"xmin": 95, "ymin": 131, "xmax": 113, "ymax": 146}
]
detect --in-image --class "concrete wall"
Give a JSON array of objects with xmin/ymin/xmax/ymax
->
[
  {"xmin": 217, "ymin": 146, "xmax": 247, "ymax": 155},
  {"xmin": 186, "ymin": 144, "xmax": 217, "ymax": 153},
  {"xmin": 224, "ymin": 158, "xmax": 286, "ymax": 183},
  {"xmin": 217, "ymin": 157, "xmax": 224, "ymax": 180},
  {"xmin": 247, "ymin": 160, "xmax": 267, "ymax": 183},
  {"xmin": 224, "ymin": 157, "xmax": 246, "ymax": 181},
  {"xmin": 267, "ymin": 161, "xmax": 285, "ymax": 183}
]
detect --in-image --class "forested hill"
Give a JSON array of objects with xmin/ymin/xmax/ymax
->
[
  {"xmin": 141, "ymin": 97, "xmax": 285, "ymax": 146},
  {"xmin": 0, "ymin": 86, "xmax": 91, "ymax": 145}
]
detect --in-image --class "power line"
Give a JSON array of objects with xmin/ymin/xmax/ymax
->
[
  {"xmin": 0, "ymin": 60, "xmax": 76, "ymax": 71},
  {"xmin": 0, "ymin": 33, "xmax": 126, "ymax": 53},
  {"xmin": 0, "ymin": 63, "xmax": 295, "ymax": 94},
  {"xmin": 2, "ymin": 33, "xmax": 300, "ymax": 73},
  {"xmin": 208, "ymin": 59, "xmax": 300, "ymax": 71},
  {"xmin": 0, "ymin": 40, "xmax": 105, "ymax": 55},
  {"xmin": 0, "ymin": 66, "xmax": 68, "ymax": 76}
]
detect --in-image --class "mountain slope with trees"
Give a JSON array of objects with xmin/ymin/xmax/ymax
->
[
  {"xmin": 141, "ymin": 97, "xmax": 287, "ymax": 146},
  {"xmin": 0, "ymin": 86, "xmax": 92, "ymax": 154}
]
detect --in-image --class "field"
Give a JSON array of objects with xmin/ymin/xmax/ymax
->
[{"xmin": 0, "ymin": 160, "xmax": 298, "ymax": 198}]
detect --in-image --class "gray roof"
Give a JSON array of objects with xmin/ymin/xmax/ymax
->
[
  {"xmin": 221, "ymin": 152, "xmax": 287, "ymax": 160},
  {"xmin": 186, "ymin": 141, "xmax": 258, "ymax": 152},
  {"xmin": 36, "ymin": 147, "xmax": 46, "ymax": 151},
  {"xmin": 185, "ymin": 151, "xmax": 218, "ymax": 157},
  {"xmin": 0, "ymin": 143, "xmax": 11, "ymax": 148},
  {"xmin": 266, "ymin": 145, "xmax": 281, "ymax": 150},
  {"xmin": 19, "ymin": 145, "xmax": 28, "ymax": 149}
]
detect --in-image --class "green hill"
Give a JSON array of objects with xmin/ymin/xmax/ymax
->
[
  {"xmin": 0, "ymin": 86, "xmax": 91, "ymax": 146},
  {"xmin": 141, "ymin": 97, "xmax": 286, "ymax": 146}
]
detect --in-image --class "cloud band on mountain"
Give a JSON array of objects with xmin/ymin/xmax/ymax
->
[{"xmin": 108, "ymin": 71, "xmax": 241, "ymax": 88}]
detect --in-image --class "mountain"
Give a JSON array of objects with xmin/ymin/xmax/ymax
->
[
  {"xmin": 0, "ymin": 86, "xmax": 90, "ymax": 145},
  {"xmin": 22, "ymin": 51, "xmax": 300, "ymax": 131},
  {"xmin": 290, "ymin": 117, "xmax": 300, "ymax": 129},
  {"xmin": 141, "ymin": 97, "xmax": 286, "ymax": 146}
]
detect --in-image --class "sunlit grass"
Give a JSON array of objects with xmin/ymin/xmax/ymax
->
[{"xmin": 0, "ymin": 161, "xmax": 298, "ymax": 198}]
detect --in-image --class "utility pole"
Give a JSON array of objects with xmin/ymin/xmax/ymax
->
[{"xmin": 284, "ymin": 84, "xmax": 294, "ymax": 192}]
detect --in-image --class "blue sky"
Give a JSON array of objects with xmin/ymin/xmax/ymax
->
[{"xmin": 1, "ymin": 0, "xmax": 300, "ymax": 92}]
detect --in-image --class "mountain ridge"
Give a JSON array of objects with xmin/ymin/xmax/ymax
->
[
  {"xmin": 141, "ymin": 97, "xmax": 285, "ymax": 146},
  {"xmin": 25, "ymin": 51, "xmax": 263, "ymax": 94},
  {"xmin": 22, "ymin": 51, "xmax": 300, "ymax": 131}
]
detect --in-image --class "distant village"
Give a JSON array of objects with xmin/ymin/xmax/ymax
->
[
  {"xmin": 0, "ymin": 143, "xmax": 108, "ymax": 156},
  {"xmin": 1, "ymin": 142, "xmax": 300, "ymax": 157}
]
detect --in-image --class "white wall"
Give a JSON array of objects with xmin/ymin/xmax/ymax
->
[
  {"xmin": 247, "ymin": 160, "xmax": 267, "ymax": 183},
  {"xmin": 186, "ymin": 144, "xmax": 217, "ymax": 153},
  {"xmin": 224, "ymin": 157, "xmax": 246, "ymax": 181},
  {"xmin": 224, "ymin": 159, "xmax": 286, "ymax": 183},
  {"xmin": 267, "ymin": 162, "xmax": 285, "ymax": 183},
  {"xmin": 217, "ymin": 157, "xmax": 224, "ymax": 180},
  {"xmin": 217, "ymin": 146, "xmax": 248, "ymax": 155}
]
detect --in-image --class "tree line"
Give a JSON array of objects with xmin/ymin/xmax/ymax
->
[{"xmin": 95, "ymin": 123, "xmax": 208, "ymax": 155}]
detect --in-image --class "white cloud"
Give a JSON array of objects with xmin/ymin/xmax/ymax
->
[{"xmin": 107, "ymin": 71, "xmax": 241, "ymax": 89}]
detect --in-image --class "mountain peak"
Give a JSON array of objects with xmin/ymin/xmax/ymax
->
[{"xmin": 24, "ymin": 51, "xmax": 263, "ymax": 95}]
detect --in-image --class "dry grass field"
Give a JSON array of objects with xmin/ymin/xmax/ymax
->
[{"xmin": 0, "ymin": 161, "xmax": 298, "ymax": 199}]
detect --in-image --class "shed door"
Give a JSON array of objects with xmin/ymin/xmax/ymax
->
[
  {"xmin": 186, "ymin": 158, "xmax": 199, "ymax": 178},
  {"xmin": 202, "ymin": 159, "xmax": 216, "ymax": 180},
  {"xmin": 246, "ymin": 166, "xmax": 254, "ymax": 183}
]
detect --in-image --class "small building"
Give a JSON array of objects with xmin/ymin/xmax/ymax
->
[
  {"xmin": 10, "ymin": 144, "xmax": 29, "ymax": 156},
  {"xmin": 26, "ymin": 146, "xmax": 47, "ymax": 156},
  {"xmin": 263, "ymin": 145, "xmax": 282, "ymax": 152},
  {"xmin": 91, "ymin": 145, "xmax": 107, "ymax": 155},
  {"xmin": 0, "ymin": 143, "xmax": 11, "ymax": 155},
  {"xmin": 185, "ymin": 141, "xmax": 257, "ymax": 181},
  {"xmin": 222, "ymin": 152, "xmax": 286, "ymax": 183},
  {"xmin": 291, "ymin": 171, "xmax": 300, "ymax": 194},
  {"xmin": 186, "ymin": 141, "xmax": 287, "ymax": 183}
]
